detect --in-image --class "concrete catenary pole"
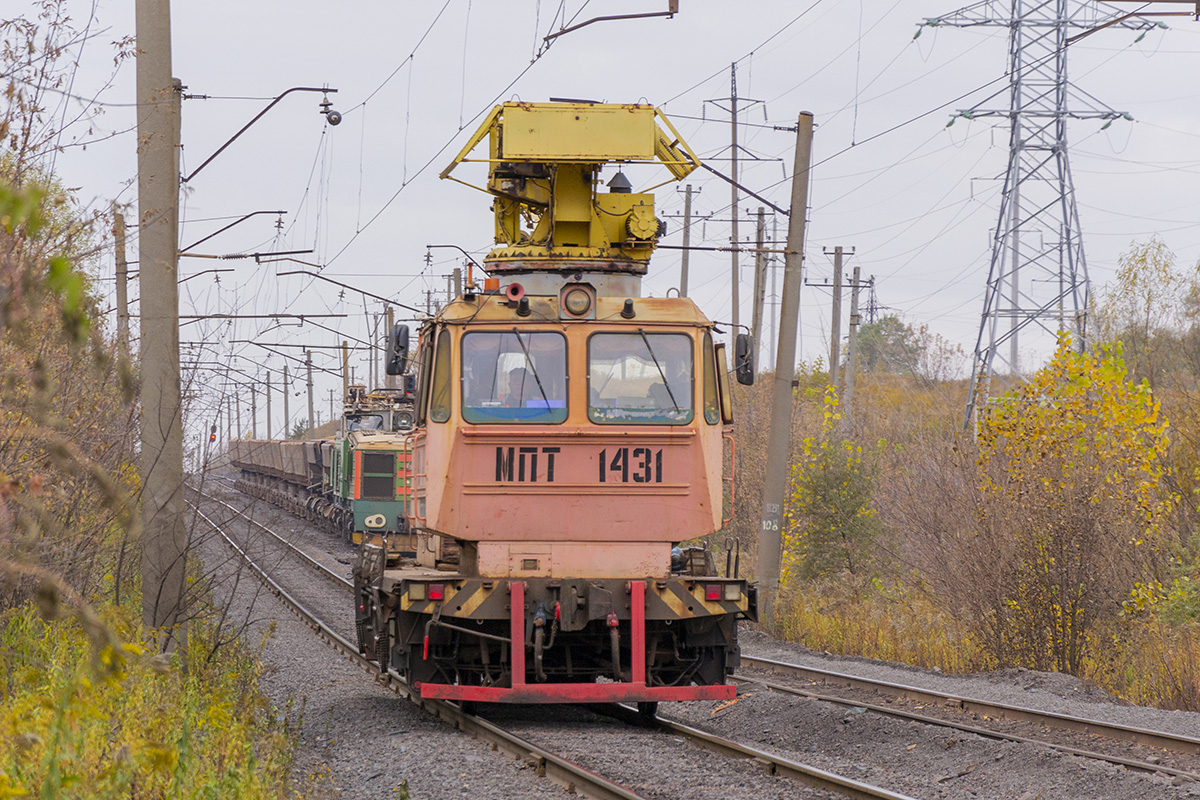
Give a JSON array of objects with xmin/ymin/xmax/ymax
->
[
  {"xmin": 453, "ymin": 266, "xmax": 463, "ymax": 297},
  {"xmin": 113, "ymin": 206, "xmax": 129, "ymax": 356},
  {"xmin": 265, "ymin": 370, "xmax": 272, "ymax": 440},
  {"xmin": 729, "ymin": 63, "xmax": 740, "ymax": 333},
  {"xmin": 369, "ymin": 313, "xmax": 378, "ymax": 390},
  {"xmin": 756, "ymin": 112, "xmax": 814, "ymax": 631},
  {"xmin": 282, "ymin": 364, "xmax": 290, "ymax": 439},
  {"xmin": 136, "ymin": 0, "xmax": 187, "ymax": 648},
  {"xmin": 679, "ymin": 184, "xmax": 693, "ymax": 297},
  {"xmin": 751, "ymin": 207, "xmax": 766, "ymax": 355},
  {"xmin": 306, "ymin": 349, "xmax": 315, "ymax": 437},
  {"xmin": 235, "ymin": 392, "xmax": 241, "ymax": 439},
  {"xmin": 844, "ymin": 265, "xmax": 862, "ymax": 429},
  {"xmin": 250, "ymin": 386, "xmax": 257, "ymax": 439},
  {"xmin": 830, "ymin": 246, "xmax": 844, "ymax": 390},
  {"xmin": 767, "ymin": 217, "xmax": 778, "ymax": 371}
]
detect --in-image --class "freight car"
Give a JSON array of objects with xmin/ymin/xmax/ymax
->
[
  {"xmin": 354, "ymin": 101, "xmax": 757, "ymax": 714},
  {"xmin": 230, "ymin": 380, "xmax": 417, "ymax": 548}
]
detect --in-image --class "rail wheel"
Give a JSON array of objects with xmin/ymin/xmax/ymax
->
[{"xmin": 636, "ymin": 701, "xmax": 658, "ymax": 725}]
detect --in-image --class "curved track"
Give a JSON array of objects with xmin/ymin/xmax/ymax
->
[{"xmin": 193, "ymin": 486, "xmax": 918, "ymax": 800}]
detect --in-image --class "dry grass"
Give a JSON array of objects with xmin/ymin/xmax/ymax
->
[{"xmin": 738, "ymin": 368, "xmax": 1200, "ymax": 711}]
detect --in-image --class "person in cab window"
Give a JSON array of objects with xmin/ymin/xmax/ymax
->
[{"xmin": 502, "ymin": 367, "xmax": 530, "ymax": 408}]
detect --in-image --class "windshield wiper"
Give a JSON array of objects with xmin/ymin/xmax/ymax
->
[
  {"xmin": 511, "ymin": 328, "xmax": 552, "ymax": 408},
  {"xmin": 638, "ymin": 329, "xmax": 680, "ymax": 410}
]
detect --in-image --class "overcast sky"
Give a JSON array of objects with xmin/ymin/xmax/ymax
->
[{"xmin": 39, "ymin": 0, "xmax": 1200, "ymax": 446}]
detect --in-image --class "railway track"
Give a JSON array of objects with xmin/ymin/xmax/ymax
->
[
  {"xmin": 200, "ymin": 482, "xmax": 1200, "ymax": 794},
  {"xmin": 193, "ymin": 486, "xmax": 919, "ymax": 800},
  {"xmin": 736, "ymin": 654, "xmax": 1200, "ymax": 783},
  {"xmin": 191, "ymin": 499, "xmax": 648, "ymax": 800}
]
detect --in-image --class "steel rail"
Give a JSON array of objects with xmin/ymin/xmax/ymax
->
[
  {"xmin": 198, "ymin": 485, "xmax": 917, "ymax": 800},
  {"xmin": 741, "ymin": 654, "xmax": 1200, "ymax": 758},
  {"xmin": 190, "ymin": 501, "xmax": 650, "ymax": 800},
  {"xmin": 733, "ymin": 672, "xmax": 1200, "ymax": 782},
  {"xmin": 602, "ymin": 704, "xmax": 920, "ymax": 800},
  {"xmin": 192, "ymin": 486, "xmax": 351, "ymax": 589}
]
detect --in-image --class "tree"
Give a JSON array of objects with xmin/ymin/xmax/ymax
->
[
  {"xmin": 288, "ymin": 420, "xmax": 308, "ymax": 440},
  {"xmin": 783, "ymin": 388, "xmax": 879, "ymax": 581},
  {"xmin": 857, "ymin": 316, "xmax": 919, "ymax": 375},
  {"xmin": 856, "ymin": 315, "xmax": 965, "ymax": 386},
  {"xmin": 1092, "ymin": 236, "xmax": 1200, "ymax": 383},
  {"xmin": 962, "ymin": 335, "xmax": 1175, "ymax": 673}
]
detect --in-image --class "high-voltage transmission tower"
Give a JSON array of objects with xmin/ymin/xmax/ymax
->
[{"xmin": 919, "ymin": 1, "xmax": 1159, "ymax": 428}]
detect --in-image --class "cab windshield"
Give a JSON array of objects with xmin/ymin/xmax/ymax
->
[
  {"xmin": 461, "ymin": 331, "xmax": 568, "ymax": 423},
  {"xmin": 588, "ymin": 333, "xmax": 694, "ymax": 424},
  {"xmin": 345, "ymin": 414, "xmax": 384, "ymax": 432}
]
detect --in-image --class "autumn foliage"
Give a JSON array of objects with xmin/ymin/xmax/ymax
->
[
  {"xmin": 964, "ymin": 336, "xmax": 1174, "ymax": 673},
  {"xmin": 736, "ymin": 243, "xmax": 1200, "ymax": 707}
]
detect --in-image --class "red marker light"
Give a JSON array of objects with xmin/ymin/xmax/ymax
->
[
  {"xmin": 705, "ymin": 584, "xmax": 722, "ymax": 601},
  {"xmin": 429, "ymin": 583, "xmax": 445, "ymax": 601}
]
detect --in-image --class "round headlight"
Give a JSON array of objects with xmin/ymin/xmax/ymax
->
[{"xmin": 564, "ymin": 287, "xmax": 592, "ymax": 316}]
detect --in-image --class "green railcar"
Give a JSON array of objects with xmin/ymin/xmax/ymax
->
[{"xmin": 325, "ymin": 383, "xmax": 417, "ymax": 549}]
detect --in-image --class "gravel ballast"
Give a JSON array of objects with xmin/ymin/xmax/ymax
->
[{"xmin": 197, "ymin": 476, "xmax": 1200, "ymax": 798}]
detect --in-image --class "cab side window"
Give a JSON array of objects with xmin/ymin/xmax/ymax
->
[
  {"xmin": 702, "ymin": 332, "xmax": 719, "ymax": 425},
  {"xmin": 415, "ymin": 330, "xmax": 435, "ymax": 425},
  {"xmin": 429, "ymin": 329, "xmax": 453, "ymax": 423}
]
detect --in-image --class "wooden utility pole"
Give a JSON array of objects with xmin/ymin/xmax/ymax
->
[
  {"xmin": 282, "ymin": 364, "xmax": 290, "ymax": 438},
  {"xmin": 306, "ymin": 349, "xmax": 315, "ymax": 437},
  {"xmin": 729, "ymin": 63, "xmax": 740, "ymax": 332},
  {"xmin": 341, "ymin": 340, "xmax": 350, "ymax": 398},
  {"xmin": 843, "ymin": 265, "xmax": 863, "ymax": 429},
  {"xmin": 113, "ymin": 206, "xmax": 129, "ymax": 355},
  {"xmin": 679, "ymin": 184, "xmax": 693, "ymax": 297},
  {"xmin": 750, "ymin": 207, "xmax": 767, "ymax": 354},
  {"xmin": 830, "ymin": 246, "xmax": 844, "ymax": 390},
  {"xmin": 136, "ymin": 0, "xmax": 187, "ymax": 649},
  {"xmin": 756, "ymin": 112, "xmax": 814, "ymax": 631}
]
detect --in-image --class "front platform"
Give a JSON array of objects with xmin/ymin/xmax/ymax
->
[
  {"xmin": 412, "ymin": 580, "xmax": 737, "ymax": 704},
  {"xmin": 417, "ymin": 681, "xmax": 734, "ymax": 703}
]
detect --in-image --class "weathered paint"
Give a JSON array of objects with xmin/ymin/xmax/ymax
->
[{"xmin": 411, "ymin": 305, "xmax": 726, "ymax": 571}]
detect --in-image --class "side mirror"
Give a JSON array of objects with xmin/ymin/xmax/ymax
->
[
  {"xmin": 734, "ymin": 333, "xmax": 755, "ymax": 385},
  {"xmin": 385, "ymin": 323, "xmax": 410, "ymax": 376}
]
